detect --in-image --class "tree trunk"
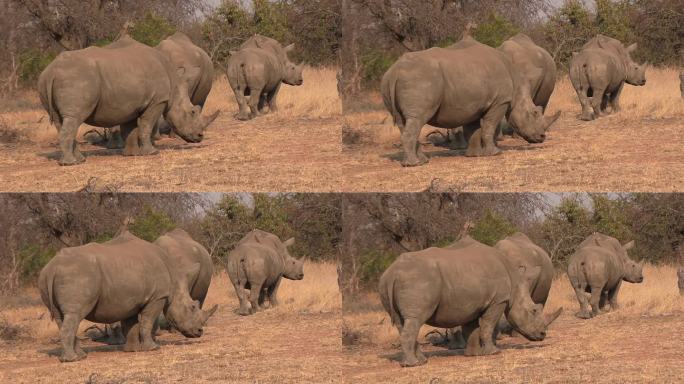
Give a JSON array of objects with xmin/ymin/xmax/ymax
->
[{"xmin": 338, "ymin": 0, "xmax": 363, "ymax": 113}]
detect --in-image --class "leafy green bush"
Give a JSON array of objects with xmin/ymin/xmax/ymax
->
[
  {"xmin": 470, "ymin": 210, "xmax": 517, "ymax": 246},
  {"xmin": 18, "ymin": 51, "xmax": 56, "ymax": 84},
  {"xmin": 361, "ymin": 50, "xmax": 398, "ymax": 88},
  {"xmin": 359, "ymin": 249, "xmax": 397, "ymax": 287},
  {"xmin": 18, "ymin": 245, "xmax": 56, "ymax": 281},
  {"xmin": 129, "ymin": 206, "xmax": 176, "ymax": 242},
  {"xmin": 130, "ymin": 13, "xmax": 176, "ymax": 47},
  {"xmin": 472, "ymin": 14, "xmax": 520, "ymax": 48}
]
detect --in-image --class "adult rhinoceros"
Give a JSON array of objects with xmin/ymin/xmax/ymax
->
[
  {"xmin": 495, "ymin": 233, "xmax": 561, "ymax": 335},
  {"xmin": 381, "ymin": 36, "xmax": 560, "ymax": 167},
  {"xmin": 37, "ymin": 36, "xmax": 218, "ymax": 165},
  {"xmin": 154, "ymin": 228, "xmax": 217, "ymax": 313},
  {"xmin": 226, "ymin": 229, "xmax": 304, "ymax": 315},
  {"xmin": 569, "ymin": 35, "xmax": 647, "ymax": 121},
  {"xmin": 226, "ymin": 47, "xmax": 304, "ymax": 120},
  {"xmin": 38, "ymin": 231, "xmax": 210, "ymax": 362},
  {"xmin": 567, "ymin": 233, "xmax": 643, "ymax": 319},
  {"xmin": 379, "ymin": 241, "xmax": 560, "ymax": 367}
]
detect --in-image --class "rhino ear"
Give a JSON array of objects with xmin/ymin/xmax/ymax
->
[
  {"xmin": 622, "ymin": 240, "xmax": 635, "ymax": 251},
  {"xmin": 229, "ymin": 50, "xmax": 238, "ymax": 56},
  {"xmin": 572, "ymin": 51, "xmax": 579, "ymax": 57},
  {"xmin": 594, "ymin": 237, "xmax": 602, "ymax": 246},
  {"xmin": 284, "ymin": 43, "xmax": 295, "ymax": 53},
  {"xmin": 626, "ymin": 43, "xmax": 637, "ymax": 53},
  {"xmin": 283, "ymin": 237, "xmax": 295, "ymax": 247}
]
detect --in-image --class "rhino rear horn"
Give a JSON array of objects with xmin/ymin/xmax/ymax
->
[
  {"xmin": 202, "ymin": 304, "xmax": 218, "ymax": 324},
  {"xmin": 543, "ymin": 111, "xmax": 561, "ymax": 131},
  {"xmin": 544, "ymin": 307, "xmax": 563, "ymax": 327}
]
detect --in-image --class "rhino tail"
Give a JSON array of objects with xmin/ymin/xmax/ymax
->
[
  {"xmin": 381, "ymin": 70, "xmax": 403, "ymax": 127},
  {"xmin": 44, "ymin": 75, "xmax": 60, "ymax": 125},
  {"xmin": 380, "ymin": 273, "xmax": 402, "ymax": 327},
  {"xmin": 228, "ymin": 57, "xmax": 247, "ymax": 94},
  {"xmin": 45, "ymin": 268, "xmax": 60, "ymax": 322}
]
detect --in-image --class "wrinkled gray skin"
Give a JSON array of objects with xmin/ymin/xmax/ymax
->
[
  {"xmin": 227, "ymin": 39, "xmax": 304, "ymax": 121},
  {"xmin": 379, "ymin": 241, "xmax": 559, "ymax": 367},
  {"xmin": 567, "ymin": 233, "xmax": 644, "ymax": 319},
  {"xmin": 107, "ymin": 33, "xmax": 219, "ymax": 149},
  {"xmin": 569, "ymin": 35, "xmax": 647, "ymax": 121},
  {"xmin": 38, "ymin": 231, "xmax": 209, "ymax": 362},
  {"xmin": 227, "ymin": 229, "xmax": 304, "ymax": 315},
  {"xmin": 37, "ymin": 36, "xmax": 217, "ymax": 165},
  {"xmin": 154, "ymin": 228, "xmax": 218, "ymax": 333},
  {"xmin": 381, "ymin": 36, "xmax": 559, "ymax": 167},
  {"xmin": 494, "ymin": 233, "xmax": 561, "ymax": 336}
]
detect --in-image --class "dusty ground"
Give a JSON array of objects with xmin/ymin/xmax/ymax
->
[
  {"xmin": 0, "ymin": 69, "xmax": 345, "ymax": 193},
  {"xmin": 342, "ymin": 265, "xmax": 684, "ymax": 383},
  {"xmin": 0, "ymin": 263, "xmax": 343, "ymax": 383},
  {"xmin": 343, "ymin": 68, "xmax": 684, "ymax": 192}
]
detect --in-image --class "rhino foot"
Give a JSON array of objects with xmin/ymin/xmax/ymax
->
[
  {"xmin": 58, "ymin": 155, "xmax": 86, "ymax": 166},
  {"xmin": 139, "ymin": 146, "xmax": 159, "ymax": 156},
  {"xmin": 59, "ymin": 351, "xmax": 86, "ymax": 363},
  {"xmin": 399, "ymin": 356, "xmax": 427, "ymax": 368},
  {"xmin": 579, "ymin": 113, "xmax": 595, "ymax": 121},
  {"xmin": 139, "ymin": 341, "xmax": 160, "ymax": 352},
  {"xmin": 480, "ymin": 344, "xmax": 500, "ymax": 356},
  {"xmin": 575, "ymin": 310, "xmax": 593, "ymax": 319},
  {"xmin": 401, "ymin": 156, "xmax": 429, "ymax": 167},
  {"xmin": 465, "ymin": 146, "xmax": 502, "ymax": 157}
]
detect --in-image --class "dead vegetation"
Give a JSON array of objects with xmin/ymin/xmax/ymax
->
[
  {"xmin": 341, "ymin": 264, "xmax": 684, "ymax": 383},
  {"xmin": 0, "ymin": 262, "xmax": 343, "ymax": 383}
]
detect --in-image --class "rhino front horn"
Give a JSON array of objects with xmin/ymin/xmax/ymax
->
[
  {"xmin": 543, "ymin": 111, "xmax": 561, "ymax": 131},
  {"xmin": 544, "ymin": 307, "xmax": 563, "ymax": 326},
  {"xmin": 202, "ymin": 304, "xmax": 219, "ymax": 324},
  {"xmin": 203, "ymin": 110, "xmax": 220, "ymax": 129}
]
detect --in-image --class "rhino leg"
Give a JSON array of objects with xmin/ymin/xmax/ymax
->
[
  {"xmin": 590, "ymin": 85, "xmax": 608, "ymax": 119},
  {"xmin": 121, "ymin": 122, "xmax": 141, "ymax": 156},
  {"xmin": 576, "ymin": 88, "xmax": 595, "ymax": 121},
  {"xmin": 588, "ymin": 283, "xmax": 605, "ymax": 317},
  {"xmin": 247, "ymin": 84, "xmax": 265, "ymax": 119},
  {"xmin": 608, "ymin": 83, "xmax": 624, "ymax": 114},
  {"xmin": 607, "ymin": 280, "xmax": 622, "ymax": 311},
  {"xmin": 474, "ymin": 302, "xmax": 504, "ymax": 356},
  {"xmin": 137, "ymin": 299, "xmax": 164, "ymax": 351},
  {"xmin": 57, "ymin": 313, "xmax": 86, "ymax": 362},
  {"xmin": 136, "ymin": 104, "xmax": 163, "ymax": 156},
  {"xmin": 400, "ymin": 117, "xmax": 429, "ymax": 167},
  {"xmin": 257, "ymin": 92, "xmax": 269, "ymax": 115},
  {"xmin": 122, "ymin": 317, "xmax": 142, "ymax": 352},
  {"xmin": 248, "ymin": 278, "xmax": 266, "ymax": 314},
  {"xmin": 266, "ymin": 277, "xmax": 282, "ymax": 308},
  {"xmin": 106, "ymin": 126, "xmax": 125, "ymax": 150},
  {"xmin": 572, "ymin": 283, "xmax": 593, "ymax": 319},
  {"xmin": 398, "ymin": 318, "xmax": 426, "ymax": 367},
  {"xmin": 465, "ymin": 104, "xmax": 505, "ymax": 157},
  {"xmin": 57, "ymin": 117, "xmax": 86, "ymax": 166},
  {"xmin": 234, "ymin": 88, "xmax": 251, "ymax": 121},
  {"xmin": 462, "ymin": 321, "xmax": 482, "ymax": 356},
  {"xmin": 266, "ymin": 84, "xmax": 281, "ymax": 114}
]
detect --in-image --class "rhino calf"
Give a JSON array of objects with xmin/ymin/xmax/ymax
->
[
  {"xmin": 38, "ymin": 231, "xmax": 211, "ymax": 362},
  {"xmin": 379, "ymin": 240, "xmax": 560, "ymax": 367},
  {"xmin": 567, "ymin": 233, "xmax": 644, "ymax": 319},
  {"xmin": 227, "ymin": 230, "xmax": 304, "ymax": 315}
]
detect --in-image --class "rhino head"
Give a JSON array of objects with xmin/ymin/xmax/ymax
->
[
  {"xmin": 622, "ymin": 44, "xmax": 647, "ymax": 86},
  {"xmin": 508, "ymin": 70, "xmax": 560, "ymax": 144},
  {"xmin": 283, "ymin": 61, "xmax": 305, "ymax": 86},
  {"xmin": 166, "ymin": 68, "xmax": 220, "ymax": 143},
  {"xmin": 165, "ymin": 264, "xmax": 219, "ymax": 338},
  {"xmin": 616, "ymin": 240, "xmax": 644, "ymax": 283},
  {"xmin": 280, "ymin": 237, "xmax": 305, "ymax": 280},
  {"xmin": 506, "ymin": 265, "xmax": 562, "ymax": 341}
]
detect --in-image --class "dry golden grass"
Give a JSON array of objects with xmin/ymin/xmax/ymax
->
[
  {"xmin": 0, "ymin": 68, "xmax": 344, "ymax": 192},
  {"xmin": 343, "ymin": 67, "xmax": 684, "ymax": 192},
  {"xmin": 0, "ymin": 262, "xmax": 343, "ymax": 383},
  {"xmin": 342, "ymin": 265, "xmax": 684, "ymax": 383}
]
